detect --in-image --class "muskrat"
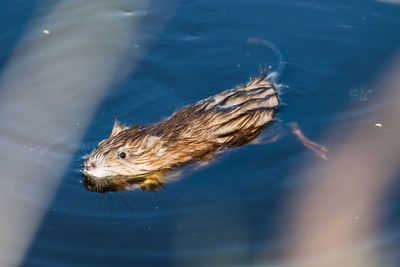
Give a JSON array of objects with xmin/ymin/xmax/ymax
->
[
  {"xmin": 83, "ymin": 71, "xmax": 328, "ymax": 192},
  {"xmin": 83, "ymin": 40, "xmax": 328, "ymax": 193},
  {"xmin": 83, "ymin": 72, "xmax": 285, "ymax": 192}
]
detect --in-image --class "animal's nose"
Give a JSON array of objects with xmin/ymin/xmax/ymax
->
[{"xmin": 84, "ymin": 161, "xmax": 96, "ymax": 170}]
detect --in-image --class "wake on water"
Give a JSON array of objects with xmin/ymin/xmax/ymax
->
[{"xmin": 247, "ymin": 37, "xmax": 286, "ymax": 89}]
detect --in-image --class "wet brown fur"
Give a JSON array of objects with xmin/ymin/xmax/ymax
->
[{"xmin": 83, "ymin": 72, "xmax": 280, "ymax": 192}]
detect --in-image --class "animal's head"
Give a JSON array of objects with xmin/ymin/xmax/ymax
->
[{"xmin": 83, "ymin": 120, "xmax": 166, "ymax": 179}]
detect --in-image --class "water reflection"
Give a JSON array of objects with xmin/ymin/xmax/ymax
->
[{"xmin": 84, "ymin": 171, "xmax": 168, "ymax": 192}]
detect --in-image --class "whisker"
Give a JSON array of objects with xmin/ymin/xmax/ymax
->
[
  {"xmin": 114, "ymin": 192, "xmax": 135, "ymax": 214},
  {"xmin": 109, "ymin": 193, "xmax": 117, "ymax": 215},
  {"xmin": 106, "ymin": 193, "xmax": 113, "ymax": 217}
]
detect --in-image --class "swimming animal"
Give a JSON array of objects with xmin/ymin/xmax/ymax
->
[{"xmin": 83, "ymin": 72, "xmax": 281, "ymax": 192}]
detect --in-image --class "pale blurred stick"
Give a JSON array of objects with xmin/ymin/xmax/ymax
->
[
  {"xmin": 282, "ymin": 53, "xmax": 400, "ymax": 267},
  {"xmin": 0, "ymin": 0, "xmax": 153, "ymax": 265}
]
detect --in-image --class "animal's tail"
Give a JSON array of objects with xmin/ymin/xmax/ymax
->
[
  {"xmin": 247, "ymin": 37, "xmax": 285, "ymax": 83},
  {"xmin": 198, "ymin": 73, "xmax": 280, "ymax": 144}
]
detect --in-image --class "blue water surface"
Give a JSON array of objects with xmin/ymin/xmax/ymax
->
[{"xmin": 1, "ymin": 0, "xmax": 400, "ymax": 266}]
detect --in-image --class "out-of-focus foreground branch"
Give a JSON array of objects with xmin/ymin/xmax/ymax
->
[
  {"xmin": 283, "ymin": 52, "xmax": 400, "ymax": 266},
  {"xmin": 0, "ymin": 0, "xmax": 151, "ymax": 265}
]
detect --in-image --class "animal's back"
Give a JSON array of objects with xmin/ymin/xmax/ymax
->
[{"xmin": 151, "ymin": 74, "xmax": 280, "ymax": 162}]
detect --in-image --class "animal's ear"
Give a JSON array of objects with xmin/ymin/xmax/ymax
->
[{"xmin": 110, "ymin": 120, "xmax": 125, "ymax": 137}]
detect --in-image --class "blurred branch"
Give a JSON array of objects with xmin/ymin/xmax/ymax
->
[
  {"xmin": 284, "ymin": 52, "xmax": 400, "ymax": 266},
  {"xmin": 0, "ymin": 0, "xmax": 151, "ymax": 265}
]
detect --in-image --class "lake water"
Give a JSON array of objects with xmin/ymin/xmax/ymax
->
[{"xmin": 1, "ymin": 0, "xmax": 400, "ymax": 266}]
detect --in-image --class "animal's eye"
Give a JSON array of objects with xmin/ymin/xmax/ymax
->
[{"xmin": 119, "ymin": 152, "xmax": 126, "ymax": 159}]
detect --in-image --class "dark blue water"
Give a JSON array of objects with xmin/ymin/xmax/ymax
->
[{"xmin": 1, "ymin": 0, "xmax": 400, "ymax": 266}]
